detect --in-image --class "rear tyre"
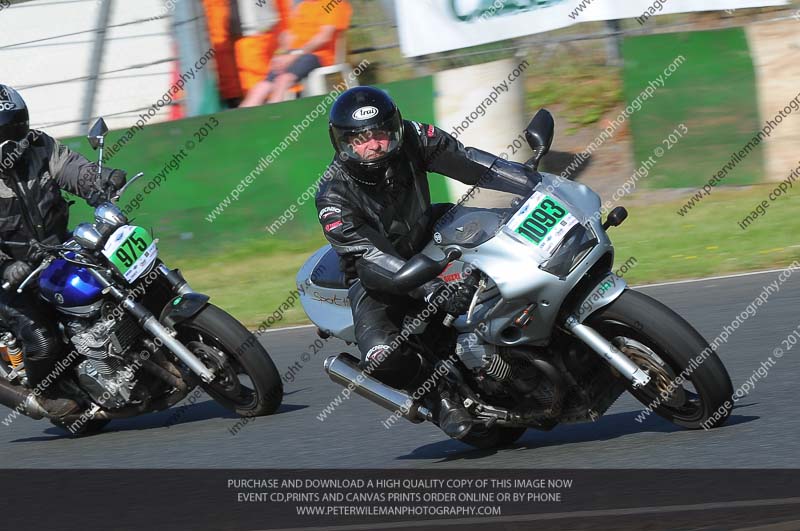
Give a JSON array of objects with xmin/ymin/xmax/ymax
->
[
  {"xmin": 176, "ymin": 304, "xmax": 283, "ymax": 417},
  {"xmin": 587, "ymin": 289, "xmax": 734, "ymax": 429}
]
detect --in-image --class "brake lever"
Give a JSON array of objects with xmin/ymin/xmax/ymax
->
[
  {"xmin": 16, "ymin": 258, "xmax": 54, "ymax": 294},
  {"xmin": 111, "ymin": 171, "xmax": 144, "ymax": 203},
  {"xmin": 465, "ymin": 277, "xmax": 487, "ymax": 326}
]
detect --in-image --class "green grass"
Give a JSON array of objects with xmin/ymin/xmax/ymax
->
[
  {"xmin": 610, "ymin": 186, "xmax": 800, "ymax": 283},
  {"xmin": 622, "ymin": 27, "xmax": 763, "ymax": 189},
  {"xmin": 163, "ymin": 234, "xmax": 329, "ymax": 329},
  {"xmin": 161, "ymin": 186, "xmax": 800, "ymax": 328},
  {"xmin": 525, "ymin": 54, "xmax": 622, "ymax": 131}
]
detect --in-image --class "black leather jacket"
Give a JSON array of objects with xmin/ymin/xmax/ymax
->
[
  {"xmin": 0, "ymin": 130, "xmax": 122, "ymax": 262},
  {"xmin": 315, "ymin": 120, "xmax": 502, "ymax": 298}
]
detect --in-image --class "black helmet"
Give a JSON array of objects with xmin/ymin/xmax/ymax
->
[
  {"xmin": 329, "ymin": 86, "xmax": 404, "ymax": 180},
  {"xmin": 0, "ymin": 85, "xmax": 29, "ymax": 152}
]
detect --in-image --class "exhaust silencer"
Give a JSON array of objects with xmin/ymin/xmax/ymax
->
[
  {"xmin": 324, "ymin": 353, "xmax": 432, "ymax": 423},
  {"xmin": 0, "ymin": 379, "xmax": 46, "ymax": 420}
]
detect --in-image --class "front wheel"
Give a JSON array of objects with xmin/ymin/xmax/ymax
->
[
  {"xmin": 176, "ymin": 304, "xmax": 283, "ymax": 417},
  {"xmin": 587, "ymin": 289, "xmax": 733, "ymax": 429}
]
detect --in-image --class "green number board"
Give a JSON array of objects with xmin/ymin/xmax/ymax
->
[
  {"xmin": 515, "ymin": 196, "xmax": 569, "ymax": 244},
  {"xmin": 107, "ymin": 226, "xmax": 153, "ymax": 274}
]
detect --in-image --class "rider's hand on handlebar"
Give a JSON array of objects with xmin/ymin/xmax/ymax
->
[
  {"xmin": 87, "ymin": 169, "xmax": 127, "ymax": 207},
  {"xmin": 1, "ymin": 261, "xmax": 32, "ymax": 292},
  {"xmin": 424, "ymin": 278, "xmax": 477, "ymax": 317},
  {"xmin": 25, "ymin": 240, "xmax": 47, "ymax": 263},
  {"xmin": 108, "ymin": 169, "xmax": 127, "ymax": 191}
]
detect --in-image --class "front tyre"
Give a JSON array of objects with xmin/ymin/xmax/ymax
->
[
  {"xmin": 176, "ymin": 304, "xmax": 283, "ymax": 417},
  {"xmin": 587, "ymin": 289, "xmax": 733, "ymax": 429}
]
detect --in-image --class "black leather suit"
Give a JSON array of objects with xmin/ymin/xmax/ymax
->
[{"xmin": 315, "ymin": 120, "xmax": 503, "ymax": 389}]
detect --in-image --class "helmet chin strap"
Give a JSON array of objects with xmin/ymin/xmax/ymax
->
[
  {"xmin": 347, "ymin": 153, "xmax": 405, "ymax": 187},
  {"xmin": 348, "ymin": 171, "xmax": 380, "ymax": 186}
]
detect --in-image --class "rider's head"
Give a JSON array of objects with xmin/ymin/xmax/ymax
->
[
  {"xmin": 0, "ymin": 85, "xmax": 30, "ymax": 164},
  {"xmin": 329, "ymin": 86, "xmax": 404, "ymax": 183}
]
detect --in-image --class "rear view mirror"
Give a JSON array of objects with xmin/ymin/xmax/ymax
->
[
  {"xmin": 87, "ymin": 118, "xmax": 109, "ymax": 150},
  {"xmin": 602, "ymin": 206, "xmax": 628, "ymax": 230},
  {"xmin": 524, "ymin": 109, "xmax": 555, "ymax": 170}
]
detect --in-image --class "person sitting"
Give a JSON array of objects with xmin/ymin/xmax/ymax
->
[{"xmin": 239, "ymin": 0, "xmax": 353, "ymax": 106}]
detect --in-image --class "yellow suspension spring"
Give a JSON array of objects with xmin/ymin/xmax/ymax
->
[{"xmin": 7, "ymin": 349, "xmax": 23, "ymax": 369}]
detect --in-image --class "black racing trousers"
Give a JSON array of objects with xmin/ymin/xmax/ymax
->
[
  {"xmin": 347, "ymin": 202, "xmax": 455, "ymax": 391},
  {"xmin": 0, "ymin": 290, "xmax": 63, "ymax": 390},
  {"xmin": 349, "ymin": 281, "xmax": 426, "ymax": 391}
]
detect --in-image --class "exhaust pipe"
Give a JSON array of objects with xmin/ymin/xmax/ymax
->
[
  {"xmin": 0, "ymin": 379, "xmax": 46, "ymax": 420},
  {"xmin": 324, "ymin": 353, "xmax": 432, "ymax": 423}
]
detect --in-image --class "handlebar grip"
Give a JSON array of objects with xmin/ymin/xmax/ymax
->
[{"xmin": 1, "ymin": 282, "xmax": 10, "ymax": 291}]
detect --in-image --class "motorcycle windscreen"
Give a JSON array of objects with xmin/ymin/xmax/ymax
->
[{"xmin": 432, "ymin": 162, "xmax": 540, "ymax": 248}]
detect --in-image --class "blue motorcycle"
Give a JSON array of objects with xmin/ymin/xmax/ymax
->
[{"xmin": 0, "ymin": 118, "xmax": 282, "ymax": 435}]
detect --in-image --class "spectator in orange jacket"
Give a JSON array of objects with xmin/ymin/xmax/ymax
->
[
  {"xmin": 240, "ymin": 0, "xmax": 353, "ymax": 107},
  {"xmin": 202, "ymin": 0, "xmax": 291, "ymax": 106},
  {"xmin": 202, "ymin": 0, "xmax": 242, "ymax": 105},
  {"xmin": 234, "ymin": 0, "xmax": 292, "ymax": 94}
]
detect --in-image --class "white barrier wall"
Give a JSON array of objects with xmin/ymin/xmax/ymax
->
[
  {"xmin": 434, "ymin": 57, "xmax": 528, "ymax": 201},
  {"xmin": 0, "ymin": 0, "xmax": 173, "ymax": 138},
  {"xmin": 747, "ymin": 19, "xmax": 800, "ymax": 183}
]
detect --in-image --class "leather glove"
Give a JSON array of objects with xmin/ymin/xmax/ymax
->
[
  {"xmin": 2, "ymin": 261, "xmax": 32, "ymax": 291},
  {"xmin": 424, "ymin": 278, "xmax": 476, "ymax": 316},
  {"xmin": 107, "ymin": 169, "xmax": 127, "ymax": 192},
  {"xmin": 25, "ymin": 235, "xmax": 57, "ymax": 264},
  {"xmin": 25, "ymin": 244, "xmax": 46, "ymax": 264},
  {"xmin": 86, "ymin": 169, "xmax": 127, "ymax": 207}
]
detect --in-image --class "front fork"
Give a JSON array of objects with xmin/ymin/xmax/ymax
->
[
  {"xmin": 87, "ymin": 266, "xmax": 217, "ymax": 384},
  {"xmin": 564, "ymin": 315, "xmax": 650, "ymax": 388},
  {"xmin": 566, "ymin": 273, "xmax": 651, "ymax": 389}
]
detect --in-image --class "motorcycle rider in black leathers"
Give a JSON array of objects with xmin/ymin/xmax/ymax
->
[
  {"xmin": 316, "ymin": 86, "xmax": 535, "ymax": 439},
  {"xmin": 0, "ymin": 84, "xmax": 126, "ymax": 418}
]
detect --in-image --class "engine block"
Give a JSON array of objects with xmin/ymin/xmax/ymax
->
[{"xmin": 68, "ymin": 318, "xmax": 141, "ymax": 409}]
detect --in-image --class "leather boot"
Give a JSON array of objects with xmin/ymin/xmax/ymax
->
[
  {"xmin": 425, "ymin": 382, "xmax": 473, "ymax": 440},
  {"xmin": 34, "ymin": 390, "xmax": 80, "ymax": 419}
]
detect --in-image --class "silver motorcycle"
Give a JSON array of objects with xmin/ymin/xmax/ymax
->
[{"xmin": 297, "ymin": 110, "xmax": 733, "ymax": 449}]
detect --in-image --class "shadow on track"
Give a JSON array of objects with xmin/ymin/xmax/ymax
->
[
  {"xmin": 396, "ymin": 408, "xmax": 759, "ymax": 463},
  {"xmin": 10, "ymin": 389, "xmax": 309, "ymax": 441}
]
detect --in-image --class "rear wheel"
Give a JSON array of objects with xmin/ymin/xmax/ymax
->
[
  {"xmin": 587, "ymin": 289, "xmax": 733, "ymax": 429},
  {"xmin": 176, "ymin": 304, "xmax": 283, "ymax": 417}
]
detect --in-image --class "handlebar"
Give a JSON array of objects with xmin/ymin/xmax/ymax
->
[
  {"xmin": 0, "ymin": 238, "xmax": 90, "ymax": 293},
  {"xmin": 110, "ymin": 171, "xmax": 144, "ymax": 204},
  {"xmin": 390, "ymin": 247, "xmax": 462, "ymax": 293}
]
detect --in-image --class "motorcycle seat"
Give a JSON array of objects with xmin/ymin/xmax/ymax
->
[{"xmin": 312, "ymin": 247, "xmax": 348, "ymax": 289}]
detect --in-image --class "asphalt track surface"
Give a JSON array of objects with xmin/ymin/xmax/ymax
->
[{"xmin": 3, "ymin": 268, "xmax": 800, "ymax": 469}]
